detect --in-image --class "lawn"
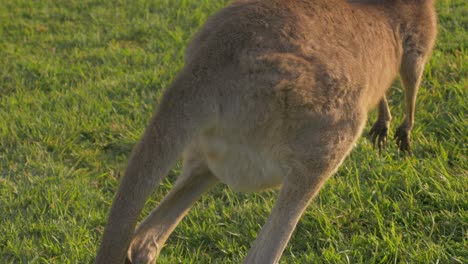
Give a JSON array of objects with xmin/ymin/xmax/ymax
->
[{"xmin": 0, "ymin": 0, "xmax": 466, "ymax": 263}]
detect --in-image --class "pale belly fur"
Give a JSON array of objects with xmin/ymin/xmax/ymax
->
[{"xmin": 198, "ymin": 133, "xmax": 286, "ymax": 192}]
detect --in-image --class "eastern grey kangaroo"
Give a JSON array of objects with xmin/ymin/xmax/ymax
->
[{"xmin": 96, "ymin": 0, "xmax": 437, "ymax": 263}]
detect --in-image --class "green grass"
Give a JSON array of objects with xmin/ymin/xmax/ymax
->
[{"xmin": 0, "ymin": 0, "xmax": 466, "ymax": 263}]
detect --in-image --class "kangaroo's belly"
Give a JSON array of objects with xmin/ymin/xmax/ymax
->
[{"xmin": 199, "ymin": 133, "xmax": 286, "ymax": 192}]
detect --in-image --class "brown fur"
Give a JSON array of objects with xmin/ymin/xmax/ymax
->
[{"xmin": 95, "ymin": 0, "xmax": 437, "ymax": 263}]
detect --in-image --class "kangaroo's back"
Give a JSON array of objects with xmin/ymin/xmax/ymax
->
[{"xmin": 185, "ymin": 0, "xmax": 401, "ymax": 109}]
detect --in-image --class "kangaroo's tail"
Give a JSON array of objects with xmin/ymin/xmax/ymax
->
[{"xmin": 95, "ymin": 72, "xmax": 217, "ymax": 263}]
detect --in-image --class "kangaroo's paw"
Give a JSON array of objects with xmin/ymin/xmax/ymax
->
[
  {"xmin": 394, "ymin": 126, "xmax": 412, "ymax": 154},
  {"xmin": 369, "ymin": 120, "xmax": 389, "ymax": 154}
]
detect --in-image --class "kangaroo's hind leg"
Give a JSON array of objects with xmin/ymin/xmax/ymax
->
[
  {"xmin": 127, "ymin": 146, "xmax": 218, "ymax": 264},
  {"xmin": 243, "ymin": 116, "xmax": 365, "ymax": 264}
]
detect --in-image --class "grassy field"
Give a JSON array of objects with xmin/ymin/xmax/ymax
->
[{"xmin": 0, "ymin": 0, "xmax": 466, "ymax": 263}]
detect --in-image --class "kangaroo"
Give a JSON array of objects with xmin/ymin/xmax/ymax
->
[{"xmin": 96, "ymin": 0, "xmax": 437, "ymax": 263}]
